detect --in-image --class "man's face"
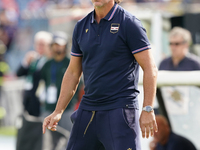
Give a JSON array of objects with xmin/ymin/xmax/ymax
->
[
  {"xmin": 169, "ymin": 35, "xmax": 188, "ymax": 59},
  {"xmin": 91, "ymin": 0, "xmax": 112, "ymax": 8},
  {"xmin": 35, "ymin": 39, "xmax": 49, "ymax": 55},
  {"xmin": 51, "ymin": 43, "xmax": 66, "ymax": 56}
]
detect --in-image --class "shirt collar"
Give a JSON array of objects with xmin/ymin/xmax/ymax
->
[
  {"xmin": 91, "ymin": 3, "xmax": 118, "ymax": 23},
  {"xmin": 91, "ymin": 11, "xmax": 95, "ymax": 23}
]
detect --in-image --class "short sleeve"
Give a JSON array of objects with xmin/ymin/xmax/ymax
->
[
  {"xmin": 126, "ymin": 17, "xmax": 151, "ymax": 54},
  {"xmin": 71, "ymin": 23, "xmax": 83, "ymax": 57}
]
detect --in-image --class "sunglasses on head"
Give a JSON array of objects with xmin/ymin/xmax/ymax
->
[{"xmin": 169, "ymin": 41, "xmax": 186, "ymax": 46}]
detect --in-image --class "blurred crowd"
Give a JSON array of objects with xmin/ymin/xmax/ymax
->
[
  {"xmin": 14, "ymin": 30, "xmax": 83, "ymax": 150},
  {"xmin": 0, "ymin": 0, "xmax": 200, "ymax": 150},
  {"xmin": 0, "ymin": 0, "xmax": 199, "ymax": 65},
  {"xmin": 0, "ymin": 0, "xmax": 198, "ymax": 53},
  {"xmin": 0, "ymin": 0, "xmax": 199, "ymax": 124}
]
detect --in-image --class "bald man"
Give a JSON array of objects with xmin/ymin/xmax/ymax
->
[{"xmin": 150, "ymin": 115, "xmax": 196, "ymax": 150}]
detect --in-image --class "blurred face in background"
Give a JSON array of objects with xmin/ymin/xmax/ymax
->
[
  {"xmin": 169, "ymin": 35, "xmax": 188, "ymax": 60},
  {"xmin": 51, "ymin": 43, "xmax": 66, "ymax": 57},
  {"xmin": 35, "ymin": 39, "xmax": 50, "ymax": 56}
]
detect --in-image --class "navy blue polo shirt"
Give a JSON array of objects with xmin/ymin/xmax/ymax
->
[{"xmin": 71, "ymin": 3, "xmax": 151, "ymax": 111}]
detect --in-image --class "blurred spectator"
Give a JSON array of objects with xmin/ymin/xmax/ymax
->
[
  {"xmin": 27, "ymin": 0, "xmax": 49, "ymax": 11},
  {"xmin": 159, "ymin": 27, "xmax": 200, "ymax": 71},
  {"xmin": 16, "ymin": 31, "xmax": 52, "ymax": 150},
  {"xmin": 149, "ymin": 115, "xmax": 196, "ymax": 150},
  {"xmin": 16, "ymin": 31, "xmax": 52, "ymax": 117},
  {"xmin": 0, "ymin": 40, "xmax": 9, "ymax": 97},
  {"xmin": 0, "ymin": 25, "xmax": 9, "ymax": 48},
  {"xmin": 23, "ymin": 0, "xmax": 56, "ymax": 18},
  {"xmin": 40, "ymin": 31, "xmax": 78, "ymax": 131},
  {"xmin": 0, "ymin": 9, "xmax": 18, "ymax": 51},
  {"xmin": 0, "ymin": 40, "xmax": 9, "ymax": 126},
  {"xmin": 0, "ymin": 0, "xmax": 19, "ymax": 13},
  {"xmin": 40, "ymin": 31, "xmax": 80, "ymax": 150},
  {"xmin": 0, "ymin": 0, "xmax": 18, "ymax": 50}
]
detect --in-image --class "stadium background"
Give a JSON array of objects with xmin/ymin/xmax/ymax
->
[{"xmin": 0, "ymin": 0, "xmax": 200, "ymax": 149}]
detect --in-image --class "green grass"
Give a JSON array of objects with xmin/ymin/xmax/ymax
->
[{"xmin": 0, "ymin": 126, "xmax": 17, "ymax": 136}]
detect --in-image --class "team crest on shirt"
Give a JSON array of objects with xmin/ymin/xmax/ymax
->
[{"xmin": 110, "ymin": 23, "xmax": 120, "ymax": 34}]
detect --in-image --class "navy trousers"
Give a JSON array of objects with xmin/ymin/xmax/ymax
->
[{"xmin": 66, "ymin": 107, "xmax": 141, "ymax": 150}]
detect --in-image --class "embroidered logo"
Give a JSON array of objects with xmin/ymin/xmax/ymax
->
[
  {"xmin": 110, "ymin": 23, "xmax": 120, "ymax": 34},
  {"xmin": 127, "ymin": 148, "xmax": 132, "ymax": 150},
  {"xmin": 86, "ymin": 29, "xmax": 89, "ymax": 33}
]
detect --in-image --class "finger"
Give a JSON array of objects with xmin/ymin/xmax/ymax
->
[
  {"xmin": 141, "ymin": 125, "xmax": 146, "ymax": 138},
  {"xmin": 50, "ymin": 127, "xmax": 57, "ymax": 131},
  {"xmin": 150, "ymin": 128, "xmax": 154, "ymax": 137},
  {"xmin": 43, "ymin": 120, "xmax": 47, "ymax": 134},
  {"xmin": 149, "ymin": 123, "xmax": 154, "ymax": 137},
  {"xmin": 43, "ymin": 118, "xmax": 50, "ymax": 134},
  {"xmin": 48, "ymin": 117, "xmax": 58, "ymax": 130},
  {"xmin": 42, "ymin": 123, "xmax": 46, "ymax": 134},
  {"xmin": 146, "ymin": 125, "xmax": 150, "ymax": 138},
  {"xmin": 52, "ymin": 125, "xmax": 57, "ymax": 128},
  {"xmin": 48, "ymin": 124, "xmax": 57, "ymax": 131},
  {"xmin": 153, "ymin": 119, "xmax": 158, "ymax": 132},
  {"xmin": 53, "ymin": 122, "xmax": 58, "ymax": 125}
]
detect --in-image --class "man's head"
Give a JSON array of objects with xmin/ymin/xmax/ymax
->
[
  {"xmin": 153, "ymin": 115, "xmax": 170, "ymax": 145},
  {"xmin": 51, "ymin": 31, "xmax": 68, "ymax": 60},
  {"xmin": 169, "ymin": 27, "xmax": 192, "ymax": 61},
  {"xmin": 34, "ymin": 31, "xmax": 52, "ymax": 57}
]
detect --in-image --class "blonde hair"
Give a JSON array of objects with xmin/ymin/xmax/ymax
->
[
  {"xmin": 115, "ymin": 0, "xmax": 122, "ymax": 4},
  {"xmin": 169, "ymin": 27, "xmax": 192, "ymax": 45}
]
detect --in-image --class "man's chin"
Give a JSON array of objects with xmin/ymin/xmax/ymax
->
[
  {"xmin": 93, "ymin": 2, "xmax": 103, "ymax": 8},
  {"xmin": 55, "ymin": 52, "xmax": 63, "ymax": 55}
]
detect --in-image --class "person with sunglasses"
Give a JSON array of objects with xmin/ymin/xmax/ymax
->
[
  {"xmin": 159, "ymin": 27, "xmax": 200, "ymax": 71},
  {"xmin": 157, "ymin": 27, "xmax": 199, "ymax": 150}
]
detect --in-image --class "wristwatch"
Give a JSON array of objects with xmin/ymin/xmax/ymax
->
[{"xmin": 142, "ymin": 105, "xmax": 153, "ymax": 113}]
